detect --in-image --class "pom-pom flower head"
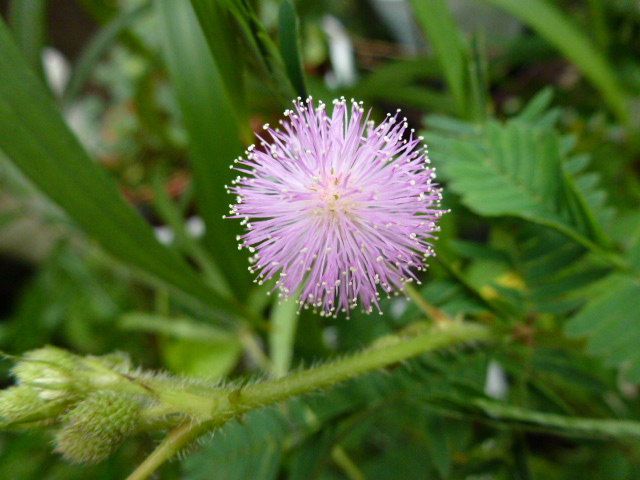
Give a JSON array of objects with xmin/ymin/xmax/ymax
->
[{"xmin": 227, "ymin": 98, "xmax": 444, "ymax": 317}]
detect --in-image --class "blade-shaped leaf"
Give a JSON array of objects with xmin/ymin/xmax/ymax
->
[
  {"xmin": 425, "ymin": 392, "xmax": 640, "ymax": 439},
  {"xmin": 407, "ymin": 0, "xmax": 469, "ymax": 117},
  {"xmin": 156, "ymin": 0, "xmax": 252, "ymax": 295},
  {"xmin": 278, "ymin": 0, "xmax": 307, "ymax": 99},
  {"xmin": 188, "ymin": 0, "xmax": 248, "ymax": 134},
  {"xmin": 0, "ymin": 17, "xmax": 242, "ymax": 323},
  {"xmin": 8, "ymin": 0, "xmax": 47, "ymax": 78},
  {"xmin": 192, "ymin": 0, "xmax": 295, "ymax": 108}
]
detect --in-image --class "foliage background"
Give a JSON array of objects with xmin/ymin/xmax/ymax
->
[{"xmin": 1, "ymin": 0, "xmax": 640, "ymax": 478}]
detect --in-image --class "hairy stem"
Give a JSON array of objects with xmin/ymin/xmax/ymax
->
[
  {"xmin": 129, "ymin": 321, "xmax": 494, "ymax": 479},
  {"xmin": 231, "ymin": 321, "xmax": 490, "ymax": 410}
]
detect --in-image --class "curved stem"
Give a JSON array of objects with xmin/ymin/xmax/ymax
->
[
  {"xmin": 128, "ymin": 321, "xmax": 495, "ymax": 479},
  {"xmin": 233, "ymin": 322, "xmax": 491, "ymax": 410}
]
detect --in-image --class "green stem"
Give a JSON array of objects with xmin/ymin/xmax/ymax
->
[
  {"xmin": 269, "ymin": 295, "xmax": 300, "ymax": 376},
  {"xmin": 126, "ymin": 422, "xmax": 212, "ymax": 480},
  {"xmin": 404, "ymin": 283, "xmax": 450, "ymax": 323},
  {"xmin": 149, "ymin": 323, "xmax": 493, "ymax": 421},
  {"xmin": 332, "ymin": 446, "xmax": 367, "ymax": 480},
  {"xmin": 231, "ymin": 322, "xmax": 491, "ymax": 411},
  {"xmin": 128, "ymin": 321, "xmax": 494, "ymax": 479}
]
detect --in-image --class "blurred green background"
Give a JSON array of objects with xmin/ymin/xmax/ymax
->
[{"xmin": 1, "ymin": 0, "xmax": 640, "ymax": 478}]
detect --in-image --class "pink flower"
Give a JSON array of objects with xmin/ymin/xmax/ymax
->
[{"xmin": 227, "ymin": 98, "xmax": 444, "ymax": 317}]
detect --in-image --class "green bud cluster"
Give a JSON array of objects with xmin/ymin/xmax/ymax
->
[
  {"xmin": 0, "ymin": 347, "xmax": 178, "ymax": 464},
  {"xmin": 1, "ymin": 347, "xmax": 84, "ymax": 429}
]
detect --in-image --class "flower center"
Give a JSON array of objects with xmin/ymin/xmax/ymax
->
[{"xmin": 309, "ymin": 174, "xmax": 359, "ymax": 218}]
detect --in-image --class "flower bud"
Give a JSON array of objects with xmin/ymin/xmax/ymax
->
[
  {"xmin": 0, "ymin": 385, "xmax": 69, "ymax": 427},
  {"xmin": 12, "ymin": 347, "xmax": 83, "ymax": 401},
  {"xmin": 92, "ymin": 351, "xmax": 131, "ymax": 373},
  {"xmin": 55, "ymin": 391, "xmax": 141, "ymax": 464}
]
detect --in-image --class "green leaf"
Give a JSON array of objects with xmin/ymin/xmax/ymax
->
[
  {"xmin": 120, "ymin": 312, "xmax": 242, "ymax": 378},
  {"xmin": 515, "ymin": 87, "xmax": 555, "ymax": 123},
  {"xmin": 514, "ymin": 226, "xmax": 610, "ymax": 315},
  {"xmin": 4, "ymin": 243, "xmax": 120, "ymax": 353},
  {"xmin": 424, "ymin": 102, "xmax": 618, "ymax": 263},
  {"xmin": 288, "ymin": 426, "xmax": 338, "ymax": 480},
  {"xmin": 430, "ymin": 255, "xmax": 511, "ymax": 319},
  {"xmin": 8, "ymin": 0, "xmax": 47, "ymax": 78},
  {"xmin": 160, "ymin": 338, "xmax": 242, "ymax": 379},
  {"xmin": 278, "ymin": 0, "xmax": 307, "ymax": 99},
  {"xmin": 0, "ymin": 17, "xmax": 243, "ymax": 323},
  {"xmin": 118, "ymin": 312, "xmax": 242, "ymax": 379},
  {"xmin": 183, "ymin": 408, "xmax": 288, "ymax": 480},
  {"xmin": 156, "ymin": 0, "xmax": 252, "ymax": 295},
  {"xmin": 424, "ymin": 414, "xmax": 453, "ymax": 478},
  {"xmin": 467, "ymin": 34, "xmax": 490, "ymax": 123},
  {"xmin": 75, "ymin": 0, "xmax": 118, "ymax": 22},
  {"xmin": 419, "ymin": 278, "xmax": 493, "ymax": 318},
  {"xmin": 407, "ymin": 0, "xmax": 469, "ymax": 117},
  {"xmin": 565, "ymin": 276, "xmax": 640, "ymax": 382},
  {"xmin": 587, "ymin": 0, "xmax": 611, "ymax": 52},
  {"xmin": 429, "ymin": 121, "xmax": 563, "ymax": 220},
  {"xmin": 191, "ymin": 0, "xmax": 295, "ymax": 109},
  {"xmin": 481, "ymin": 0, "xmax": 630, "ymax": 124},
  {"xmin": 624, "ymin": 214, "xmax": 640, "ymax": 271},
  {"xmin": 219, "ymin": 0, "xmax": 296, "ymax": 106},
  {"xmin": 509, "ymin": 347, "xmax": 618, "ymax": 425},
  {"xmin": 188, "ymin": 0, "xmax": 248, "ymax": 133}
]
